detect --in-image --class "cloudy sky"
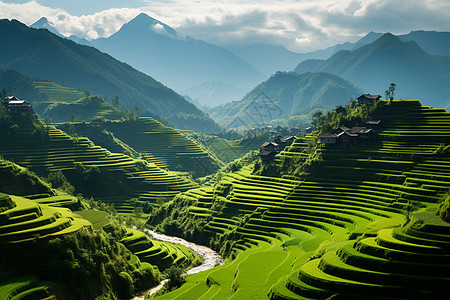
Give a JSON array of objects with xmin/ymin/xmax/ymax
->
[{"xmin": 1, "ymin": 0, "xmax": 449, "ymax": 52}]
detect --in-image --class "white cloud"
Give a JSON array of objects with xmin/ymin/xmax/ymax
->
[{"xmin": 0, "ymin": 0, "xmax": 449, "ymax": 52}]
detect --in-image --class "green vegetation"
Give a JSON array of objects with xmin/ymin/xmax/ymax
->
[
  {"xmin": 0, "ymin": 110, "xmax": 198, "ymax": 214},
  {"xmin": 103, "ymin": 117, "xmax": 221, "ymax": 177},
  {"xmin": 148, "ymin": 100, "xmax": 450, "ymax": 299},
  {"xmin": 42, "ymin": 95, "xmax": 123, "ymax": 122},
  {"xmin": 34, "ymin": 81, "xmax": 85, "ymax": 103}
]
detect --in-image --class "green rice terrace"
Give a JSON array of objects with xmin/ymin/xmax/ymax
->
[
  {"xmin": 0, "ymin": 115, "xmax": 198, "ymax": 214},
  {"xmin": 148, "ymin": 100, "xmax": 450, "ymax": 299},
  {"xmin": 103, "ymin": 117, "xmax": 221, "ymax": 176},
  {"xmin": 0, "ymin": 99, "xmax": 449, "ymax": 299},
  {"xmin": 0, "ymin": 162, "xmax": 200, "ymax": 299}
]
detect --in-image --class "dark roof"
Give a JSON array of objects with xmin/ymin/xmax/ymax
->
[
  {"xmin": 350, "ymin": 126, "xmax": 368, "ymax": 133},
  {"xmin": 319, "ymin": 134, "xmax": 337, "ymax": 139},
  {"xmin": 282, "ymin": 136, "xmax": 297, "ymax": 142},
  {"xmin": 337, "ymin": 131, "xmax": 358, "ymax": 138},
  {"xmin": 357, "ymin": 94, "xmax": 381, "ymax": 100},
  {"xmin": 359, "ymin": 128, "xmax": 373, "ymax": 134},
  {"xmin": 366, "ymin": 120, "xmax": 381, "ymax": 125},
  {"xmin": 261, "ymin": 142, "xmax": 278, "ymax": 147}
]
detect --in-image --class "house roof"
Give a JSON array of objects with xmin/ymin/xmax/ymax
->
[
  {"xmin": 261, "ymin": 142, "xmax": 278, "ymax": 147},
  {"xmin": 350, "ymin": 126, "xmax": 368, "ymax": 133},
  {"xmin": 366, "ymin": 120, "xmax": 381, "ymax": 125},
  {"xmin": 359, "ymin": 128, "xmax": 373, "ymax": 134},
  {"xmin": 281, "ymin": 136, "xmax": 297, "ymax": 142},
  {"xmin": 337, "ymin": 131, "xmax": 358, "ymax": 138},
  {"xmin": 357, "ymin": 94, "xmax": 381, "ymax": 100}
]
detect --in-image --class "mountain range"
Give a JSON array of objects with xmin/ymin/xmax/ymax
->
[
  {"xmin": 208, "ymin": 71, "xmax": 361, "ymax": 128},
  {"xmin": 0, "ymin": 18, "xmax": 220, "ymax": 132},
  {"xmin": 91, "ymin": 13, "xmax": 265, "ymax": 98},
  {"xmin": 294, "ymin": 33, "xmax": 450, "ymax": 108}
]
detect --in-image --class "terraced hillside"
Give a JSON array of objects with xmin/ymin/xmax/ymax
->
[
  {"xmin": 151, "ymin": 100, "xmax": 450, "ymax": 299},
  {"xmin": 104, "ymin": 117, "xmax": 221, "ymax": 177},
  {"xmin": 0, "ymin": 117, "xmax": 198, "ymax": 213},
  {"xmin": 120, "ymin": 228, "xmax": 198, "ymax": 271},
  {"xmin": 0, "ymin": 193, "xmax": 91, "ymax": 243},
  {"xmin": 34, "ymin": 81, "xmax": 85, "ymax": 103}
]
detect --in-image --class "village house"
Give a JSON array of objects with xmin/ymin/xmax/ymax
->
[
  {"xmin": 258, "ymin": 150, "xmax": 278, "ymax": 161},
  {"xmin": 357, "ymin": 94, "xmax": 381, "ymax": 105},
  {"xmin": 318, "ymin": 133, "xmax": 337, "ymax": 144},
  {"xmin": 337, "ymin": 131, "xmax": 358, "ymax": 143},
  {"xmin": 2, "ymin": 96, "xmax": 33, "ymax": 113},
  {"xmin": 261, "ymin": 142, "xmax": 279, "ymax": 151}
]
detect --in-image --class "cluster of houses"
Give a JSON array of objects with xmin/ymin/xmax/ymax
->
[
  {"xmin": 259, "ymin": 135, "xmax": 297, "ymax": 161},
  {"xmin": 1, "ymin": 96, "xmax": 33, "ymax": 113},
  {"xmin": 319, "ymin": 120, "xmax": 381, "ymax": 145}
]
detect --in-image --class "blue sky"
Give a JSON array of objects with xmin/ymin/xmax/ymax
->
[{"xmin": 1, "ymin": 0, "xmax": 449, "ymax": 52}]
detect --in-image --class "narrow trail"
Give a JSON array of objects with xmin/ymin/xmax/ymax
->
[{"xmin": 132, "ymin": 229, "xmax": 223, "ymax": 299}]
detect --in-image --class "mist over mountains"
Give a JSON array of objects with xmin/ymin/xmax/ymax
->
[
  {"xmin": 209, "ymin": 71, "xmax": 361, "ymax": 128},
  {"xmin": 91, "ymin": 13, "xmax": 265, "ymax": 99}
]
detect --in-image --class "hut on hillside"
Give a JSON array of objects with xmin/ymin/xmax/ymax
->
[
  {"xmin": 357, "ymin": 94, "xmax": 381, "ymax": 105},
  {"xmin": 2, "ymin": 96, "xmax": 33, "ymax": 113}
]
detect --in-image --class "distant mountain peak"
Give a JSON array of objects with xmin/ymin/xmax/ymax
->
[
  {"xmin": 30, "ymin": 16, "xmax": 62, "ymax": 37},
  {"xmin": 125, "ymin": 12, "xmax": 182, "ymax": 40}
]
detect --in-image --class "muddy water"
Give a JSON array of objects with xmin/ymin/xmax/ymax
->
[{"xmin": 132, "ymin": 229, "xmax": 223, "ymax": 299}]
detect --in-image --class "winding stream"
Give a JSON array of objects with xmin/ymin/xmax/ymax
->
[{"xmin": 132, "ymin": 229, "xmax": 223, "ymax": 299}]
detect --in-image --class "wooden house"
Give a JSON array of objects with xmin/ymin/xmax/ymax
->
[
  {"xmin": 337, "ymin": 131, "xmax": 358, "ymax": 143},
  {"xmin": 357, "ymin": 94, "xmax": 381, "ymax": 105},
  {"xmin": 261, "ymin": 142, "xmax": 279, "ymax": 151},
  {"xmin": 259, "ymin": 150, "xmax": 278, "ymax": 161},
  {"xmin": 319, "ymin": 134, "xmax": 337, "ymax": 144},
  {"xmin": 2, "ymin": 96, "xmax": 33, "ymax": 113}
]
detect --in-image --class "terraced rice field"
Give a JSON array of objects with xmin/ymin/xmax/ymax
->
[
  {"xmin": 34, "ymin": 81, "xmax": 85, "ymax": 103},
  {"xmin": 156, "ymin": 100, "xmax": 450, "ymax": 299},
  {"xmin": 121, "ymin": 228, "xmax": 197, "ymax": 271},
  {"xmin": 0, "ymin": 124, "xmax": 198, "ymax": 213},
  {"xmin": 104, "ymin": 117, "xmax": 220, "ymax": 176},
  {"xmin": 0, "ymin": 193, "xmax": 91, "ymax": 244}
]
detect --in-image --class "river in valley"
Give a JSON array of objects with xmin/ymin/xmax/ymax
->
[{"xmin": 132, "ymin": 229, "xmax": 223, "ymax": 299}]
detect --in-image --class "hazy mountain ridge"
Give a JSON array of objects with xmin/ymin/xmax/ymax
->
[
  {"xmin": 91, "ymin": 13, "xmax": 266, "ymax": 93},
  {"xmin": 294, "ymin": 33, "xmax": 450, "ymax": 108},
  {"xmin": 0, "ymin": 19, "xmax": 220, "ymax": 132},
  {"xmin": 209, "ymin": 71, "xmax": 361, "ymax": 128}
]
